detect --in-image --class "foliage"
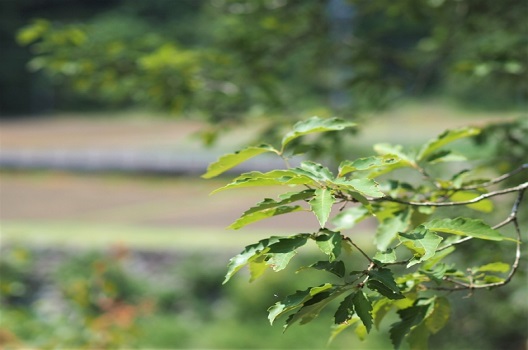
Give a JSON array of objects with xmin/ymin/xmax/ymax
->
[
  {"xmin": 15, "ymin": 0, "xmax": 527, "ymax": 120},
  {"xmin": 206, "ymin": 117, "xmax": 527, "ymax": 349}
]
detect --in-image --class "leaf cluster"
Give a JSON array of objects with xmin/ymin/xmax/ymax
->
[{"xmin": 205, "ymin": 117, "xmax": 526, "ymax": 349}]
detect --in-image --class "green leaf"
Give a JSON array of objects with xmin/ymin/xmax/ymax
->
[
  {"xmin": 372, "ymin": 298, "xmax": 394, "ymax": 330},
  {"xmin": 331, "ymin": 206, "xmax": 370, "ymax": 231},
  {"xmin": 390, "ymin": 305, "xmax": 429, "ymax": 349},
  {"xmin": 224, "ymin": 237, "xmax": 280, "ymax": 284},
  {"xmin": 281, "ymin": 117, "xmax": 356, "ymax": 152},
  {"xmin": 310, "ymin": 188, "xmax": 335, "ymax": 227},
  {"xmin": 211, "ymin": 170, "xmax": 316, "ymax": 194},
  {"xmin": 285, "ymin": 289, "xmax": 345, "ymax": 330},
  {"xmin": 334, "ymin": 293, "xmax": 355, "ymax": 324},
  {"xmin": 267, "ymin": 235, "xmax": 309, "ymax": 253},
  {"xmin": 266, "ymin": 251, "xmax": 297, "ymax": 272},
  {"xmin": 242, "ymin": 189, "xmax": 315, "ymax": 216},
  {"xmin": 248, "ymin": 253, "xmax": 269, "ymax": 281},
  {"xmin": 474, "ymin": 262, "xmax": 510, "ymax": 273},
  {"xmin": 338, "ymin": 155, "xmax": 401, "ymax": 177},
  {"xmin": 373, "ymin": 143, "xmax": 415, "ymax": 165},
  {"xmin": 422, "ymin": 246, "xmax": 455, "ymax": 270},
  {"xmin": 315, "ymin": 230, "xmax": 342, "ymax": 261},
  {"xmin": 399, "ymin": 228, "xmax": 443, "ymax": 267},
  {"xmin": 368, "ymin": 268, "xmax": 405, "ymax": 299},
  {"xmin": 333, "ymin": 178, "xmax": 385, "ymax": 198},
  {"xmin": 202, "ymin": 144, "xmax": 277, "ymax": 179},
  {"xmin": 329, "ymin": 317, "xmax": 359, "ymax": 344},
  {"xmin": 416, "ymin": 127, "xmax": 480, "ymax": 162},
  {"xmin": 425, "ymin": 150, "xmax": 466, "ymax": 164},
  {"xmin": 407, "ymin": 322, "xmax": 430, "ymax": 350},
  {"xmin": 299, "ymin": 260, "xmax": 346, "ymax": 278},
  {"xmin": 449, "ymin": 191, "xmax": 494, "ymax": 213},
  {"xmin": 373, "ymin": 248, "xmax": 397, "ymax": 264},
  {"xmin": 375, "ymin": 208, "xmax": 412, "ymax": 250},
  {"xmin": 423, "ymin": 217, "xmax": 511, "ymax": 241},
  {"xmin": 267, "ymin": 283, "xmax": 333, "ymax": 325},
  {"xmin": 353, "ymin": 291, "xmax": 373, "ymax": 333},
  {"xmin": 424, "ymin": 297, "xmax": 450, "ymax": 334},
  {"xmin": 298, "ymin": 161, "xmax": 334, "ymax": 182},
  {"xmin": 228, "ymin": 205, "xmax": 304, "ymax": 230}
]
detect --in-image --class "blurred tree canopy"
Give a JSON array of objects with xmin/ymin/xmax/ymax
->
[{"xmin": 4, "ymin": 0, "xmax": 528, "ymax": 119}]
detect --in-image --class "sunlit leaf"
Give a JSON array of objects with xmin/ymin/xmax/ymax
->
[
  {"xmin": 228, "ymin": 205, "xmax": 304, "ymax": 230},
  {"xmin": 310, "ymin": 188, "xmax": 335, "ymax": 227},
  {"xmin": 333, "ymin": 178, "xmax": 385, "ymax": 198},
  {"xmin": 399, "ymin": 228, "xmax": 443, "ymax": 267},
  {"xmin": 338, "ymin": 155, "xmax": 401, "ymax": 177},
  {"xmin": 281, "ymin": 117, "xmax": 356, "ymax": 152},
  {"xmin": 373, "ymin": 248, "xmax": 397, "ymax": 264},
  {"xmin": 211, "ymin": 170, "xmax": 316, "ymax": 194},
  {"xmin": 416, "ymin": 127, "xmax": 480, "ymax": 162},
  {"xmin": 449, "ymin": 191, "xmax": 494, "ymax": 213},
  {"xmin": 373, "ymin": 143, "xmax": 415, "ymax": 165},
  {"xmin": 266, "ymin": 251, "xmax": 297, "ymax": 272},
  {"xmin": 474, "ymin": 262, "xmax": 509, "ymax": 273},
  {"xmin": 202, "ymin": 144, "xmax": 278, "ymax": 178},
  {"xmin": 298, "ymin": 161, "xmax": 334, "ymax": 182},
  {"xmin": 423, "ymin": 217, "xmax": 511, "ymax": 241},
  {"xmin": 242, "ymin": 189, "xmax": 315, "ymax": 216}
]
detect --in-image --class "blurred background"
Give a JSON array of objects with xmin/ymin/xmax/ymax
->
[{"xmin": 0, "ymin": 0, "xmax": 527, "ymax": 349}]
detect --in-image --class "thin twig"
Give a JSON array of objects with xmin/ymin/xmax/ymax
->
[
  {"xmin": 458, "ymin": 163, "xmax": 528, "ymax": 190},
  {"xmin": 377, "ymin": 182, "xmax": 527, "ymax": 207}
]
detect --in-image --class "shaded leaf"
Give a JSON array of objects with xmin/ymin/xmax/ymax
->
[
  {"xmin": 202, "ymin": 144, "xmax": 277, "ymax": 178},
  {"xmin": 407, "ymin": 322, "xmax": 430, "ymax": 350},
  {"xmin": 425, "ymin": 150, "xmax": 466, "ymax": 164},
  {"xmin": 267, "ymin": 283, "xmax": 333, "ymax": 325},
  {"xmin": 299, "ymin": 260, "xmax": 346, "ymax": 278},
  {"xmin": 285, "ymin": 289, "xmax": 345, "ymax": 330},
  {"xmin": 281, "ymin": 117, "xmax": 356, "ymax": 152},
  {"xmin": 328, "ymin": 317, "xmax": 359, "ymax": 344},
  {"xmin": 423, "ymin": 217, "xmax": 511, "ymax": 241},
  {"xmin": 375, "ymin": 208, "xmax": 412, "ymax": 250},
  {"xmin": 334, "ymin": 293, "xmax": 355, "ymax": 324},
  {"xmin": 315, "ymin": 230, "xmax": 343, "ymax": 261},
  {"xmin": 417, "ymin": 127, "xmax": 480, "ymax": 162},
  {"xmin": 267, "ymin": 236, "xmax": 309, "ymax": 253},
  {"xmin": 310, "ymin": 188, "xmax": 335, "ymax": 227},
  {"xmin": 368, "ymin": 268, "xmax": 405, "ymax": 299},
  {"xmin": 372, "ymin": 298, "xmax": 394, "ymax": 330},
  {"xmin": 424, "ymin": 297, "xmax": 450, "ymax": 334},
  {"xmin": 353, "ymin": 291, "xmax": 373, "ymax": 333},
  {"xmin": 390, "ymin": 305, "xmax": 429, "ymax": 349},
  {"xmin": 331, "ymin": 206, "xmax": 370, "ymax": 231}
]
